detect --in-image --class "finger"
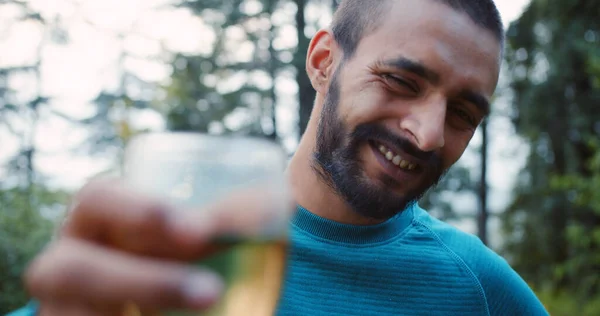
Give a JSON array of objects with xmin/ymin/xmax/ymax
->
[
  {"xmin": 38, "ymin": 302, "xmax": 61, "ymax": 316},
  {"xmin": 26, "ymin": 239, "xmax": 223, "ymax": 311},
  {"xmin": 64, "ymin": 179, "xmax": 170, "ymax": 250},
  {"xmin": 64, "ymin": 178, "xmax": 294, "ymax": 260},
  {"xmin": 55, "ymin": 302, "xmax": 159, "ymax": 316},
  {"xmin": 38, "ymin": 302, "xmax": 110, "ymax": 316},
  {"xmin": 64, "ymin": 179, "xmax": 213, "ymax": 260},
  {"xmin": 121, "ymin": 302, "xmax": 161, "ymax": 316}
]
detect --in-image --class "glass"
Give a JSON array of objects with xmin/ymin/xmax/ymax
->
[{"xmin": 122, "ymin": 132, "xmax": 292, "ymax": 316}]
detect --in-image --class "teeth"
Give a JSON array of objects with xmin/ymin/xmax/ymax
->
[{"xmin": 376, "ymin": 143, "xmax": 417, "ymax": 171}]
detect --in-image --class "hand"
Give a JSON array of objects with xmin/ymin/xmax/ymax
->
[{"xmin": 25, "ymin": 179, "xmax": 293, "ymax": 316}]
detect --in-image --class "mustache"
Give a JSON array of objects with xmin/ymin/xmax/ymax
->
[{"xmin": 350, "ymin": 124, "xmax": 440, "ymax": 164}]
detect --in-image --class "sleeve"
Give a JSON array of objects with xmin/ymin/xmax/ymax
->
[
  {"xmin": 6, "ymin": 300, "xmax": 39, "ymax": 316},
  {"xmin": 476, "ymin": 252, "xmax": 549, "ymax": 316}
]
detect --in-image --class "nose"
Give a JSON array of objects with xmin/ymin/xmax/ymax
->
[{"xmin": 398, "ymin": 98, "xmax": 446, "ymax": 152}]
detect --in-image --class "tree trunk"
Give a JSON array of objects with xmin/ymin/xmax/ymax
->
[
  {"xmin": 266, "ymin": 0, "xmax": 278, "ymax": 140},
  {"xmin": 295, "ymin": 0, "xmax": 315, "ymax": 138},
  {"xmin": 478, "ymin": 118, "xmax": 488, "ymax": 245}
]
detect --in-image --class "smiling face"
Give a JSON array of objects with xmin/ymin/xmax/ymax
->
[{"xmin": 310, "ymin": 0, "xmax": 501, "ymax": 220}]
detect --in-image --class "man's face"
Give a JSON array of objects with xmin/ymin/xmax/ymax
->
[{"xmin": 313, "ymin": 0, "xmax": 501, "ymax": 220}]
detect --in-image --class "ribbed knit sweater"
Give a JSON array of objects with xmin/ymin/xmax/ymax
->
[{"xmin": 276, "ymin": 204, "xmax": 548, "ymax": 315}]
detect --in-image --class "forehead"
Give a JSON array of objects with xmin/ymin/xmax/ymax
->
[{"xmin": 350, "ymin": 0, "xmax": 501, "ymax": 96}]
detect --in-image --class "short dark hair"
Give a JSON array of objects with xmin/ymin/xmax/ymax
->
[{"xmin": 331, "ymin": 0, "xmax": 505, "ymax": 58}]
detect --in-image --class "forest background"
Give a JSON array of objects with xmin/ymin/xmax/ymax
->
[{"xmin": 1, "ymin": 0, "xmax": 599, "ymax": 314}]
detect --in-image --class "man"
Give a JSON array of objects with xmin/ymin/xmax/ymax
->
[{"xmin": 13, "ymin": 0, "xmax": 548, "ymax": 315}]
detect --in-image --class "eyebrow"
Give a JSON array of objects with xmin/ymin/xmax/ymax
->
[
  {"xmin": 381, "ymin": 57, "xmax": 441, "ymax": 85},
  {"xmin": 381, "ymin": 56, "xmax": 491, "ymax": 116}
]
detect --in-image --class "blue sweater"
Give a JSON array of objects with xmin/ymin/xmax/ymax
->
[
  {"xmin": 276, "ymin": 204, "xmax": 548, "ymax": 315},
  {"xmin": 9, "ymin": 204, "xmax": 547, "ymax": 316}
]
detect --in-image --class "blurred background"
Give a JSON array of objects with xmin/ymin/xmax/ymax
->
[{"xmin": 0, "ymin": 0, "xmax": 598, "ymax": 314}]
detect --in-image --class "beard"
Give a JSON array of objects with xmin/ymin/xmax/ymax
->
[{"xmin": 312, "ymin": 66, "xmax": 446, "ymax": 221}]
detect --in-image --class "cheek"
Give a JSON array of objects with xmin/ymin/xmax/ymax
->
[
  {"xmin": 441, "ymin": 131, "xmax": 473, "ymax": 168},
  {"xmin": 342, "ymin": 84, "xmax": 394, "ymax": 125}
]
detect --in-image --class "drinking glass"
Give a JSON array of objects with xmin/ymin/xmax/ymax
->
[{"xmin": 122, "ymin": 132, "xmax": 292, "ymax": 316}]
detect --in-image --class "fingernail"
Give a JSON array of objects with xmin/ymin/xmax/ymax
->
[{"xmin": 182, "ymin": 271, "xmax": 224, "ymax": 308}]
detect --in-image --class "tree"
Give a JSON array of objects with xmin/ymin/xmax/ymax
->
[
  {"xmin": 169, "ymin": 0, "xmax": 324, "ymax": 141},
  {"xmin": 478, "ymin": 118, "xmax": 489, "ymax": 245},
  {"xmin": 295, "ymin": 0, "xmax": 315, "ymax": 136},
  {"xmin": 166, "ymin": 0, "xmax": 300, "ymax": 139},
  {"xmin": 0, "ymin": 2, "xmax": 69, "ymax": 312},
  {"xmin": 0, "ymin": 185, "xmax": 68, "ymax": 314},
  {"xmin": 502, "ymin": 0, "xmax": 600, "ymax": 310}
]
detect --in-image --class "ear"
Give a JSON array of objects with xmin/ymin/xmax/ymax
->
[{"xmin": 306, "ymin": 29, "xmax": 337, "ymax": 95}]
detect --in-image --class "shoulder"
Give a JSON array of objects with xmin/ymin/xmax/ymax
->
[
  {"xmin": 6, "ymin": 300, "xmax": 39, "ymax": 316},
  {"xmin": 412, "ymin": 205, "xmax": 549, "ymax": 316}
]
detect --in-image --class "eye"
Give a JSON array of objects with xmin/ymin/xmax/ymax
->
[
  {"xmin": 381, "ymin": 74, "xmax": 419, "ymax": 94},
  {"xmin": 448, "ymin": 105, "xmax": 477, "ymax": 128}
]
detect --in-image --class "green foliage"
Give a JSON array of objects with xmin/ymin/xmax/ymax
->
[
  {"xmin": 536, "ymin": 287, "xmax": 600, "ymax": 316},
  {"xmin": 0, "ymin": 1, "xmax": 69, "ymax": 312},
  {"xmin": 502, "ymin": 0, "xmax": 600, "ymax": 309},
  {"xmin": 163, "ymin": 0, "xmax": 298, "ymax": 138},
  {"xmin": 161, "ymin": 53, "xmax": 270, "ymax": 135},
  {"xmin": 550, "ymin": 139, "xmax": 600, "ymax": 299},
  {"xmin": 0, "ymin": 185, "xmax": 67, "ymax": 314}
]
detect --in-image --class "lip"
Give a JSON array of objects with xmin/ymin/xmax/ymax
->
[
  {"xmin": 369, "ymin": 139, "xmax": 425, "ymax": 168},
  {"xmin": 368, "ymin": 141, "xmax": 421, "ymax": 184}
]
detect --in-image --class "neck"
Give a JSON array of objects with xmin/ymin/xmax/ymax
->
[{"xmin": 286, "ymin": 95, "xmax": 384, "ymax": 226}]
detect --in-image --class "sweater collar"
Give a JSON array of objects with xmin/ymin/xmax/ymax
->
[{"xmin": 291, "ymin": 203, "xmax": 416, "ymax": 244}]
